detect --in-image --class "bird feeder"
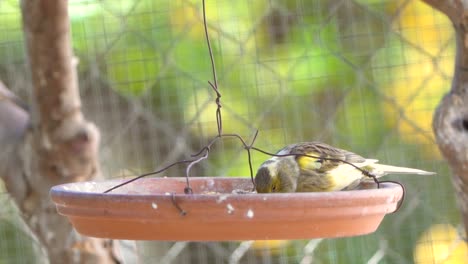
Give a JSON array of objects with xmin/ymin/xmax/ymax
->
[{"xmin": 50, "ymin": 177, "xmax": 403, "ymax": 240}]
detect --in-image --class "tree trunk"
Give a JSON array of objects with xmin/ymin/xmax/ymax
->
[
  {"xmin": 0, "ymin": 0, "xmax": 115, "ymax": 262},
  {"xmin": 423, "ymin": 0, "xmax": 468, "ymax": 239}
]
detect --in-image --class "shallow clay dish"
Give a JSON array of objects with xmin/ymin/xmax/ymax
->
[{"xmin": 50, "ymin": 177, "xmax": 403, "ymax": 241}]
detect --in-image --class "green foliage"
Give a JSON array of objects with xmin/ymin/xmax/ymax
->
[{"xmin": 0, "ymin": 183, "xmax": 42, "ymax": 264}]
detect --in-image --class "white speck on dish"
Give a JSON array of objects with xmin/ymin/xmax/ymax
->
[
  {"xmin": 226, "ymin": 204, "xmax": 234, "ymax": 214},
  {"xmin": 262, "ymin": 197, "xmax": 267, "ymax": 201},
  {"xmin": 207, "ymin": 179, "xmax": 214, "ymax": 187},
  {"xmin": 165, "ymin": 192, "xmax": 171, "ymax": 195},
  {"xmin": 151, "ymin": 202, "xmax": 158, "ymax": 209},
  {"xmin": 246, "ymin": 209, "xmax": 254, "ymax": 218},
  {"xmin": 217, "ymin": 195, "xmax": 228, "ymax": 204},
  {"xmin": 83, "ymin": 181, "xmax": 97, "ymax": 192}
]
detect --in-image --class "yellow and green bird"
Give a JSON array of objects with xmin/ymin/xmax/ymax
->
[{"xmin": 254, "ymin": 142, "xmax": 435, "ymax": 193}]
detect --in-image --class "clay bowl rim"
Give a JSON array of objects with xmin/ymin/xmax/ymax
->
[{"xmin": 50, "ymin": 177, "xmax": 403, "ymax": 208}]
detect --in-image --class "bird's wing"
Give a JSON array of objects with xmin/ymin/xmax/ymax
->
[
  {"xmin": 282, "ymin": 142, "xmax": 368, "ymax": 191},
  {"xmin": 284, "ymin": 142, "xmax": 366, "ymax": 172}
]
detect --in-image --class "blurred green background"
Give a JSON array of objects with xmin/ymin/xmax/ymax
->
[{"xmin": 0, "ymin": 0, "xmax": 466, "ymax": 263}]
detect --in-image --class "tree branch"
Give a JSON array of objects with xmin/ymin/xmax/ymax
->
[
  {"xmin": 422, "ymin": 0, "xmax": 468, "ymax": 238},
  {"xmin": 0, "ymin": 0, "xmax": 119, "ymax": 262}
]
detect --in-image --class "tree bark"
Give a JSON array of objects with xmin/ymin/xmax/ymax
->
[
  {"xmin": 0, "ymin": 0, "xmax": 116, "ymax": 262},
  {"xmin": 423, "ymin": 0, "xmax": 468, "ymax": 239}
]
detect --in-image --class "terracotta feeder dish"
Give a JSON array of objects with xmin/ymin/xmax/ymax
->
[{"xmin": 50, "ymin": 177, "xmax": 403, "ymax": 241}]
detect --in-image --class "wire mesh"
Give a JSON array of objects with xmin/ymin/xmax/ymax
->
[{"xmin": 0, "ymin": 0, "xmax": 466, "ymax": 263}]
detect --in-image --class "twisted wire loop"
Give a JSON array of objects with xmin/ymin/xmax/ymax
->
[
  {"xmin": 377, "ymin": 180, "xmax": 406, "ymax": 213},
  {"xmin": 103, "ymin": 160, "xmax": 195, "ymax": 194},
  {"xmin": 171, "ymin": 193, "xmax": 187, "ymax": 216},
  {"xmin": 103, "ymin": 0, "xmax": 405, "ymax": 214}
]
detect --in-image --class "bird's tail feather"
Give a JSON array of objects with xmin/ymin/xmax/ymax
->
[{"xmin": 372, "ymin": 163, "xmax": 435, "ymax": 176}]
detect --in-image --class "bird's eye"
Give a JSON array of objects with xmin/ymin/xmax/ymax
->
[{"xmin": 315, "ymin": 159, "xmax": 324, "ymax": 169}]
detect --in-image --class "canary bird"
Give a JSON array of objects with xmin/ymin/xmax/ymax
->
[{"xmin": 254, "ymin": 142, "xmax": 435, "ymax": 193}]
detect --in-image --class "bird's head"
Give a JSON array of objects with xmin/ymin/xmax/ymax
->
[
  {"xmin": 254, "ymin": 165, "xmax": 281, "ymax": 193},
  {"xmin": 254, "ymin": 159, "xmax": 296, "ymax": 193}
]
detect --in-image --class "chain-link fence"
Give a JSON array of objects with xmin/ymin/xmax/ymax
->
[{"xmin": 1, "ymin": 0, "xmax": 466, "ymax": 263}]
